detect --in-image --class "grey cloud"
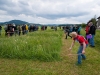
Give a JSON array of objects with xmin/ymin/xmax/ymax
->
[
  {"xmin": 0, "ymin": 0, "xmax": 18, "ymax": 15},
  {"xmin": 0, "ymin": 0, "xmax": 10, "ymax": 5},
  {"xmin": 18, "ymin": 0, "xmax": 29, "ymax": 6},
  {"xmin": 36, "ymin": 11, "xmax": 89, "ymax": 19},
  {"xmin": 0, "ymin": 0, "xmax": 89, "ymax": 18},
  {"xmin": 0, "ymin": 0, "xmax": 30, "ymax": 16},
  {"xmin": 0, "ymin": 0, "xmax": 15, "ymax": 8},
  {"xmin": 8, "ymin": 0, "xmax": 35, "ymax": 16},
  {"xmin": 0, "ymin": 0, "xmax": 100, "ymax": 24}
]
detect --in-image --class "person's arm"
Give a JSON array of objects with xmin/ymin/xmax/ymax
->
[
  {"xmin": 69, "ymin": 40, "xmax": 75, "ymax": 50},
  {"xmin": 82, "ymin": 42, "xmax": 86, "ymax": 54}
]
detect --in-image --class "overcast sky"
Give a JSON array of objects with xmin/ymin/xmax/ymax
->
[{"xmin": 0, "ymin": 0, "xmax": 100, "ymax": 24}]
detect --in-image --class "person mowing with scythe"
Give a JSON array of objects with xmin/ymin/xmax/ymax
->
[{"xmin": 69, "ymin": 32, "xmax": 88, "ymax": 65}]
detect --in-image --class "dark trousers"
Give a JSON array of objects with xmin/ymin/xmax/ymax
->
[{"xmin": 65, "ymin": 32, "xmax": 72, "ymax": 39}]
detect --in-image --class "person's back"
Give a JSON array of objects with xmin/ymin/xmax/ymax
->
[
  {"xmin": 65, "ymin": 26, "xmax": 72, "ymax": 39},
  {"xmin": 85, "ymin": 25, "xmax": 90, "ymax": 35},
  {"xmin": 72, "ymin": 26, "xmax": 75, "ymax": 32},
  {"xmin": 74, "ymin": 35, "xmax": 88, "ymax": 45},
  {"xmin": 18, "ymin": 26, "xmax": 22, "ymax": 36},
  {"xmin": 25, "ymin": 25, "xmax": 28, "ymax": 34},
  {"xmin": 26, "ymin": 25, "xmax": 28, "ymax": 30},
  {"xmin": 77, "ymin": 26, "xmax": 81, "ymax": 35},
  {"xmin": 89, "ymin": 25, "xmax": 96, "ymax": 35},
  {"xmin": 0, "ymin": 26, "xmax": 2, "ymax": 30},
  {"xmin": 78, "ymin": 26, "xmax": 81, "ymax": 31},
  {"xmin": 69, "ymin": 26, "xmax": 73, "ymax": 32}
]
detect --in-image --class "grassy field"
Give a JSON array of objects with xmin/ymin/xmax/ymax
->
[{"xmin": 0, "ymin": 27, "xmax": 100, "ymax": 75}]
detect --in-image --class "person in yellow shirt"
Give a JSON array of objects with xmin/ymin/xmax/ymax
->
[{"xmin": 25, "ymin": 24, "xmax": 28, "ymax": 34}]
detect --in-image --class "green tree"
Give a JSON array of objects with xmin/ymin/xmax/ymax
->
[
  {"xmin": 81, "ymin": 23, "xmax": 86, "ymax": 28},
  {"xmin": 90, "ymin": 18, "xmax": 97, "ymax": 25}
]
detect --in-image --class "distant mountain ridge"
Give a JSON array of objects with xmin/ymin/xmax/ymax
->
[
  {"xmin": 0, "ymin": 20, "xmax": 43, "ymax": 26},
  {"xmin": 0, "ymin": 20, "xmax": 81, "ymax": 26},
  {"xmin": 0, "ymin": 20, "xmax": 29, "ymax": 25}
]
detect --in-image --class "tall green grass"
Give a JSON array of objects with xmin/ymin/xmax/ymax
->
[
  {"xmin": 94, "ymin": 29, "xmax": 100, "ymax": 51},
  {"xmin": 0, "ymin": 28, "xmax": 100, "ymax": 75},
  {"xmin": 0, "ymin": 28, "xmax": 63, "ymax": 61}
]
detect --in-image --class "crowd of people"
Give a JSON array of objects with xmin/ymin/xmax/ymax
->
[
  {"xmin": 63, "ymin": 22, "xmax": 96, "ymax": 48},
  {"xmin": 63, "ymin": 25, "xmax": 82, "ymax": 39},
  {"xmin": 0, "ymin": 23, "xmax": 54, "ymax": 37},
  {"xmin": 1, "ymin": 24, "xmax": 49, "ymax": 37},
  {"xmin": 3, "ymin": 24, "xmax": 36, "ymax": 36}
]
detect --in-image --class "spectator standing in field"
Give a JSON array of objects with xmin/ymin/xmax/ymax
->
[
  {"xmin": 29, "ymin": 25, "xmax": 33, "ymax": 32},
  {"xmin": 54, "ymin": 26, "xmax": 57, "ymax": 31},
  {"xmin": 85, "ymin": 22, "xmax": 90, "ymax": 41},
  {"xmin": 10, "ymin": 24, "xmax": 14, "ymax": 36},
  {"xmin": 0, "ymin": 25, "xmax": 2, "ymax": 35},
  {"xmin": 69, "ymin": 25, "xmax": 73, "ymax": 33},
  {"xmin": 72, "ymin": 25, "xmax": 76, "ymax": 32},
  {"xmin": 69, "ymin": 32, "xmax": 88, "ymax": 65},
  {"xmin": 77, "ymin": 26, "xmax": 82, "ymax": 35},
  {"xmin": 7, "ymin": 24, "xmax": 14, "ymax": 36},
  {"xmin": 18, "ymin": 25, "xmax": 22, "ymax": 36},
  {"xmin": 75, "ymin": 26, "xmax": 78, "ymax": 32},
  {"xmin": 22, "ymin": 25, "xmax": 26, "ymax": 35},
  {"xmin": 25, "ymin": 24, "xmax": 28, "ymax": 34},
  {"xmin": 88, "ymin": 22, "xmax": 96, "ymax": 47},
  {"xmin": 13, "ymin": 24, "xmax": 18, "ymax": 36},
  {"xmin": 4, "ymin": 25, "xmax": 8, "ymax": 36},
  {"xmin": 64, "ymin": 26, "xmax": 72, "ymax": 39},
  {"xmin": 33, "ymin": 25, "xmax": 36, "ymax": 31}
]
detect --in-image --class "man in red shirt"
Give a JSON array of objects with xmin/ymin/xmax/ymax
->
[{"xmin": 69, "ymin": 32, "xmax": 88, "ymax": 65}]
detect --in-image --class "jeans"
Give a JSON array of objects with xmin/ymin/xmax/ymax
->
[
  {"xmin": 89, "ymin": 35, "xmax": 95, "ymax": 46},
  {"xmin": 77, "ymin": 45, "xmax": 88, "ymax": 64}
]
